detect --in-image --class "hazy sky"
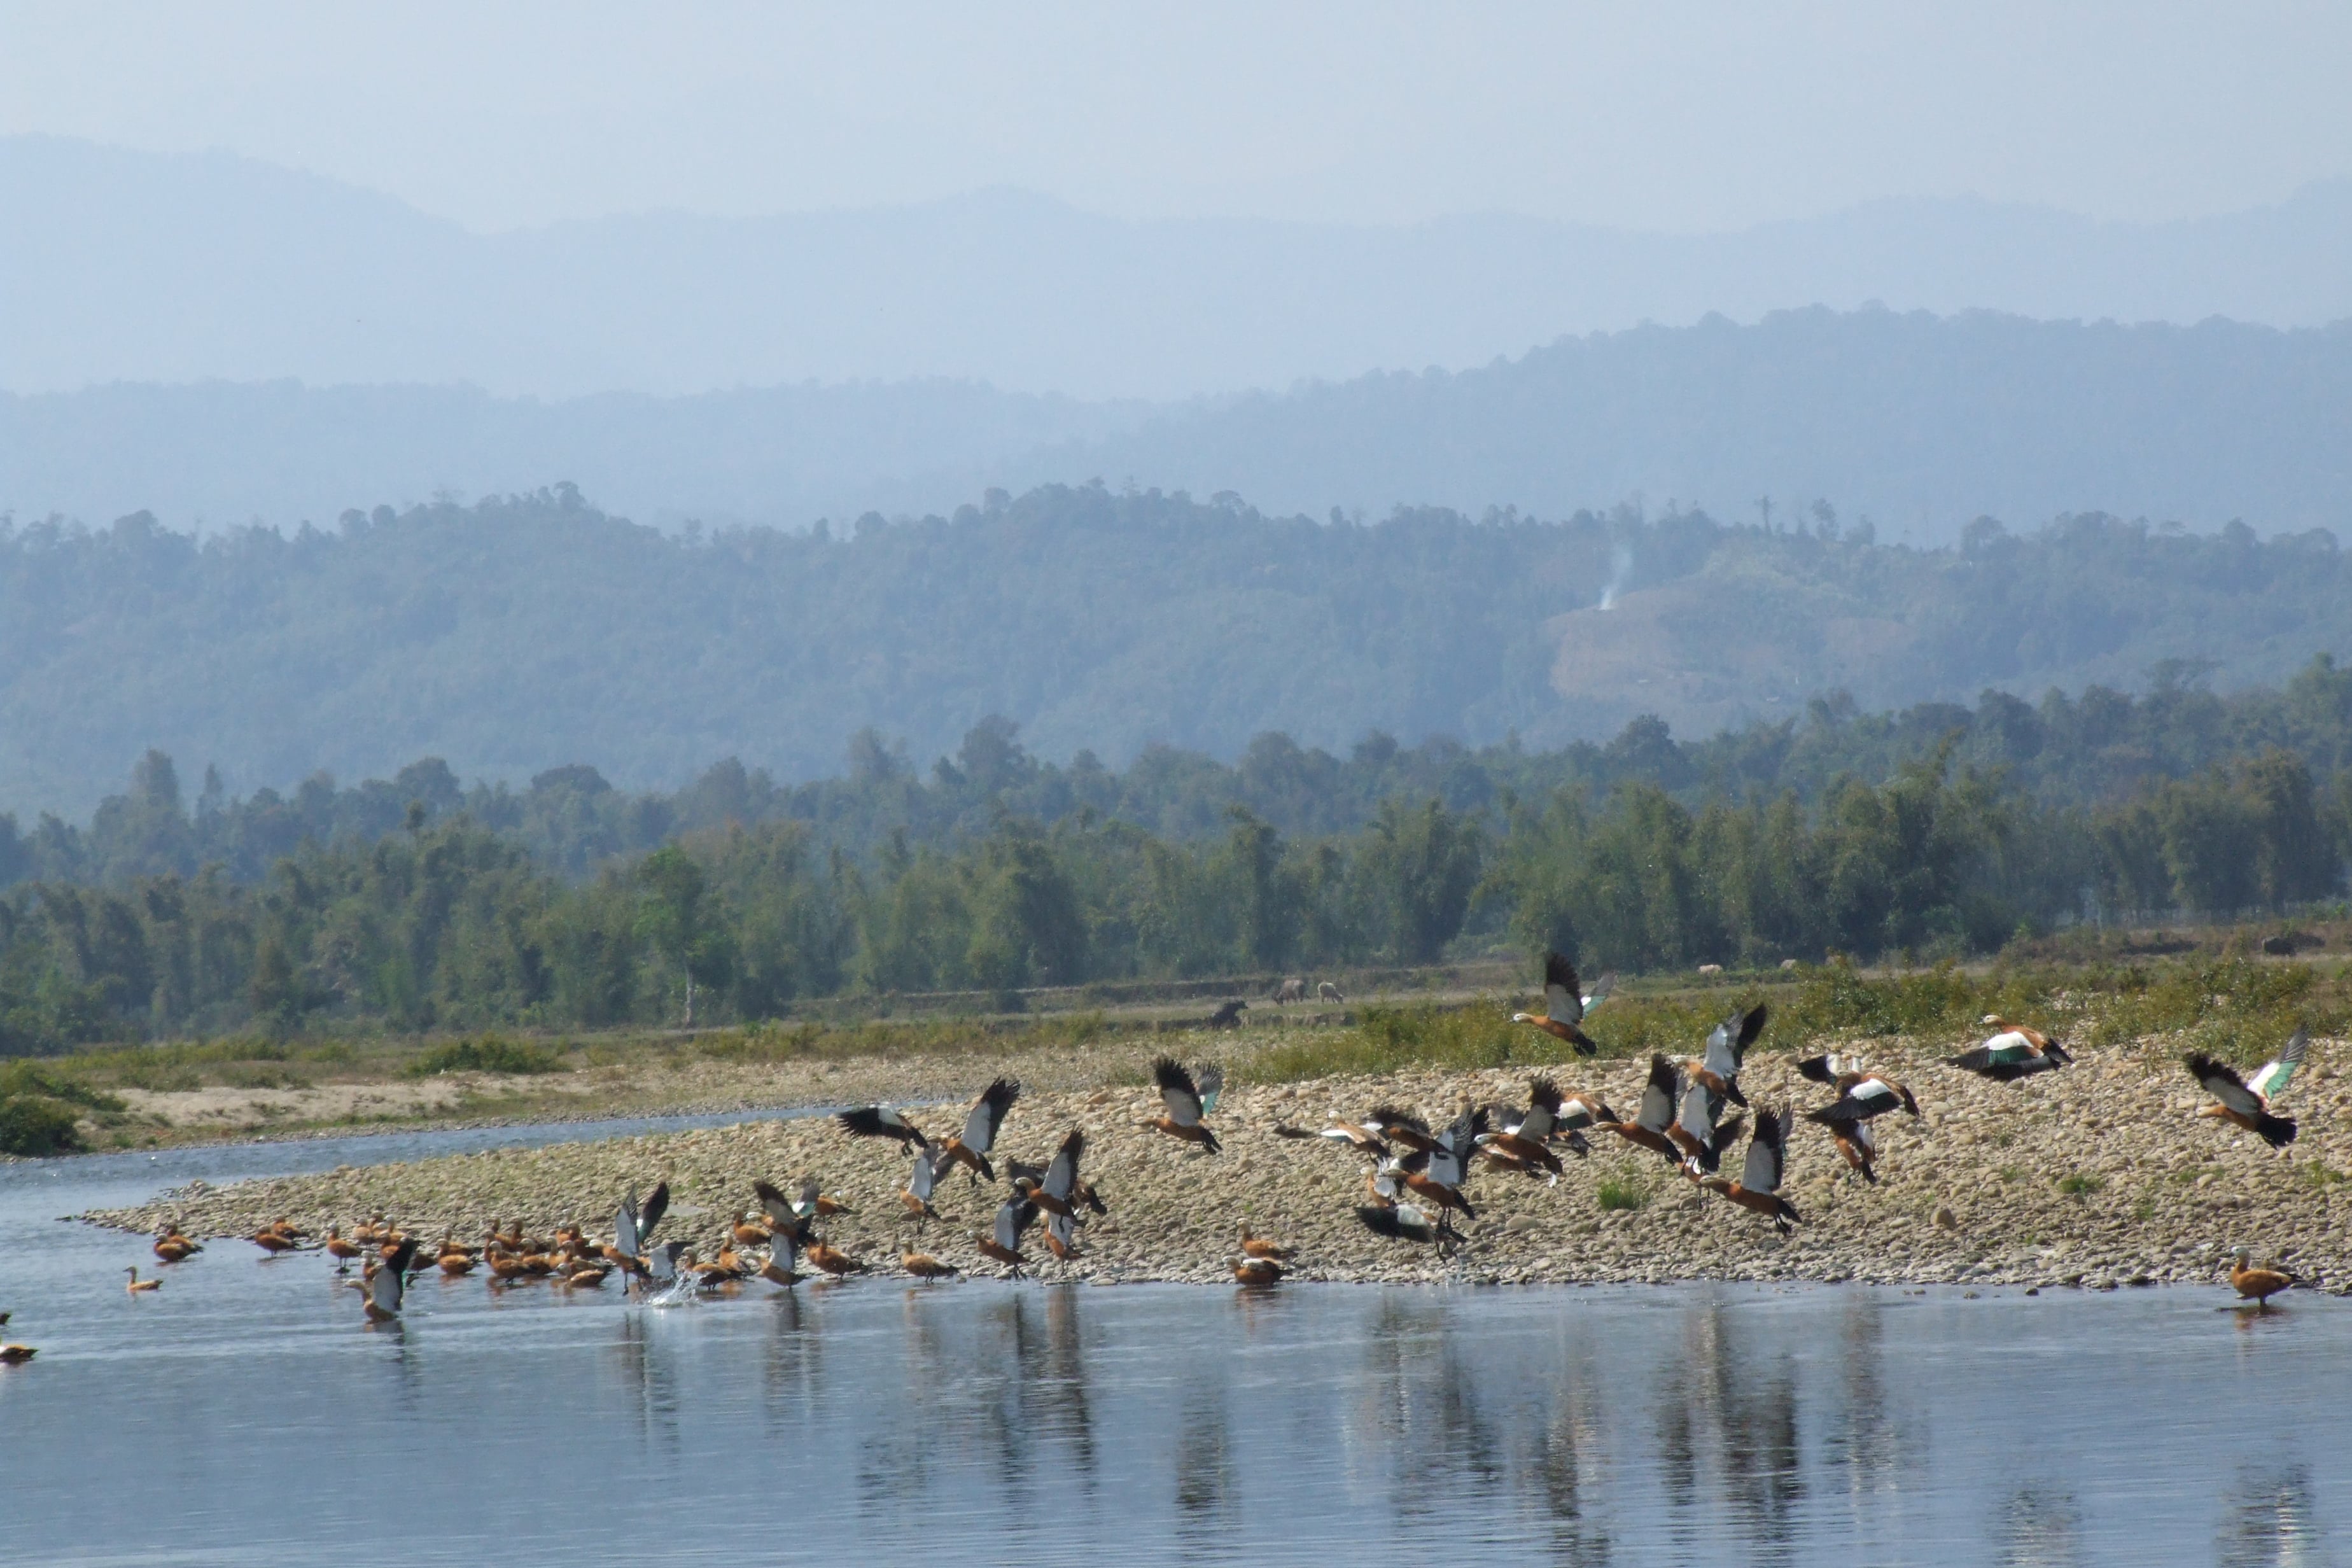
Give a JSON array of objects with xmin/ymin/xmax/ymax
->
[{"xmin": 8, "ymin": 1, "xmax": 2349, "ymax": 233}]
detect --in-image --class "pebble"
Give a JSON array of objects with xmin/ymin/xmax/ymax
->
[{"xmin": 85, "ymin": 1042, "xmax": 2351, "ymax": 1291}]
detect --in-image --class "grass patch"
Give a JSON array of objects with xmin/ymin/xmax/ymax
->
[
  {"xmin": 405, "ymin": 1036, "xmax": 570, "ymax": 1077},
  {"xmin": 1595, "ymin": 1176, "xmax": 1651, "ymax": 1212},
  {"xmin": 1996, "ymin": 1165, "xmax": 2029, "ymax": 1184},
  {"xmin": 2056, "ymin": 1172, "xmax": 2106, "ymax": 1198}
]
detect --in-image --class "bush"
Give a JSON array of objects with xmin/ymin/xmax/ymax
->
[
  {"xmin": 404, "ymin": 1037, "xmax": 568, "ymax": 1077},
  {"xmin": 0, "ymin": 1093, "xmax": 85, "ymax": 1156}
]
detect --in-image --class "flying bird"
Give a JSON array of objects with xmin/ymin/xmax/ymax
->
[
  {"xmin": 1949, "ymin": 1017, "xmax": 2073, "ymax": 1080},
  {"xmin": 938, "ymin": 1077, "xmax": 1022, "ymax": 1181},
  {"xmin": 1695, "ymin": 1105, "xmax": 1802, "ymax": 1233},
  {"xmin": 2184, "ymin": 1030, "xmax": 2307, "ymax": 1149},
  {"xmin": 1147, "ymin": 1058, "xmax": 1224, "ymax": 1153},
  {"xmin": 1599, "ymin": 1056, "xmax": 1686, "ymax": 1165},
  {"xmin": 1695, "ymin": 1003, "xmax": 1768, "ymax": 1105},
  {"xmin": 836, "ymin": 1103, "xmax": 928, "ymax": 1150},
  {"xmin": 1511, "ymin": 951, "xmax": 1601, "ymax": 1055}
]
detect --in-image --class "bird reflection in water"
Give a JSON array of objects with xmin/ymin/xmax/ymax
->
[
  {"xmin": 1173, "ymin": 1376, "xmax": 1238, "ymax": 1550},
  {"xmin": 1035, "ymin": 1284, "xmax": 1098, "ymax": 1485},
  {"xmin": 608, "ymin": 1310, "xmax": 684, "ymax": 1446},
  {"xmin": 2216, "ymin": 1465, "xmax": 2323, "ymax": 1568},
  {"xmin": 759, "ymin": 1284, "xmax": 818, "ymax": 1422},
  {"xmin": 1655, "ymin": 1301, "xmax": 1804, "ymax": 1562},
  {"xmin": 1999, "ymin": 1485, "xmax": 2083, "ymax": 1568}
]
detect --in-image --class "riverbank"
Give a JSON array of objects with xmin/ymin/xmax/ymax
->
[{"xmin": 90, "ymin": 1033, "xmax": 2351, "ymax": 1292}]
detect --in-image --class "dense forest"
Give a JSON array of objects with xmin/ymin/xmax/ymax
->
[
  {"xmin": 3, "ymin": 485, "xmax": 2347, "ymax": 818},
  {"xmin": 3, "ymin": 676, "xmax": 2346, "ymax": 1055}
]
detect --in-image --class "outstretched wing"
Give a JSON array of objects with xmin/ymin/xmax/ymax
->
[
  {"xmin": 1582, "ymin": 972, "xmax": 1615, "ymax": 1011},
  {"xmin": 839, "ymin": 1106, "xmax": 923, "ymax": 1144},
  {"xmin": 1742, "ymin": 1107, "xmax": 1786, "ymax": 1194},
  {"xmin": 1543, "ymin": 951, "xmax": 1586, "ymax": 1027},
  {"xmin": 1735, "ymin": 1003, "xmax": 1769, "ymax": 1060},
  {"xmin": 636, "ymin": 1182, "xmax": 669, "ymax": 1245},
  {"xmin": 1044, "ymin": 1130, "xmax": 1083, "ymax": 1201},
  {"xmin": 965, "ymin": 1077, "xmax": 1021, "ymax": 1154},
  {"xmin": 2185, "ymin": 1053, "xmax": 2264, "ymax": 1118},
  {"xmin": 907, "ymin": 1146, "xmax": 939, "ymax": 1202},
  {"xmin": 753, "ymin": 1178, "xmax": 799, "ymax": 1229},
  {"xmin": 1197, "ymin": 1065, "xmax": 1225, "ymax": 1117},
  {"xmin": 1637, "ymin": 1056, "xmax": 1679, "ymax": 1133},
  {"xmin": 613, "ymin": 1191, "xmax": 640, "ymax": 1258},
  {"xmin": 1154, "ymin": 1057, "xmax": 1205, "ymax": 1125},
  {"xmin": 2248, "ymin": 1028, "xmax": 2310, "ymax": 1102},
  {"xmin": 1795, "ymin": 1053, "xmax": 1839, "ymax": 1086},
  {"xmin": 1704, "ymin": 1013, "xmax": 1740, "ymax": 1079}
]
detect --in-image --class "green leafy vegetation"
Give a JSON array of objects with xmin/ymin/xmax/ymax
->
[
  {"xmin": 404, "ymin": 1036, "xmax": 569, "ymax": 1077},
  {"xmin": 1596, "ymin": 1177, "xmax": 1651, "ymax": 1212},
  {"xmin": 5, "ymin": 487, "xmax": 2351, "ymax": 846},
  {"xmin": 0, "ymin": 1058, "xmax": 125, "ymax": 1155},
  {"xmin": 2057, "ymin": 1172, "xmax": 2106, "ymax": 1198}
]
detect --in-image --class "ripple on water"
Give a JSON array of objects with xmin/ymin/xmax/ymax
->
[{"xmin": 0, "ymin": 1124, "xmax": 2344, "ymax": 1566}]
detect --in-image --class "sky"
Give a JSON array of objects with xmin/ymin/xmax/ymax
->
[{"xmin": 6, "ymin": 1, "xmax": 2350, "ymax": 234}]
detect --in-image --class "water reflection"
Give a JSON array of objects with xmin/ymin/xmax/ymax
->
[
  {"xmin": 2218, "ymin": 1464, "xmax": 2324, "ymax": 1568},
  {"xmin": 8, "ymin": 1133, "xmax": 2352, "ymax": 1568},
  {"xmin": 1999, "ymin": 1485, "xmax": 2083, "ymax": 1567},
  {"xmin": 1654, "ymin": 1301, "xmax": 1804, "ymax": 1561}
]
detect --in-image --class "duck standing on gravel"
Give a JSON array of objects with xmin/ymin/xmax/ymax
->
[
  {"xmin": 1693, "ymin": 1106, "xmax": 1802, "ymax": 1233},
  {"xmin": 2230, "ymin": 1249, "xmax": 2295, "ymax": 1309},
  {"xmin": 1949, "ymin": 1017, "xmax": 2074, "ymax": 1080},
  {"xmin": 1147, "ymin": 1058, "xmax": 1224, "ymax": 1154},
  {"xmin": 1600, "ymin": 1056, "xmax": 1686, "ymax": 1165},
  {"xmin": 2185, "ymin": 1029, "xmax": 2307, "ymax": 1150},
  {"xmin": 1511, "ymin": 951, "xmax": 1604, "ymax": 1056},
  {"xmin": 1801, "ymin": 1056, "xmax": 1921, "ymax": 1183}
]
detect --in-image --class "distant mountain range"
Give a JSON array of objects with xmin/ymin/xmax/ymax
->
[
  {"xmin": 8, "ymin": 133, "xmax": 2352, "ymax": 402},
  {"xmin": 8, "ymin": 309, "xmax": 2351, "ymax": 542}
]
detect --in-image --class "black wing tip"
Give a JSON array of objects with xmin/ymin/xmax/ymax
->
[
  {"xmin": 2258, "ymin": 1114, "xmax": 2298, "ymax": 1148},
  {"xmin": 1796, "ymin": 1054, "xmax": 1836, "ymax": 1084},
  {"xmin": 1543, "ymin": 950, "xmax": 1578, "ymax": 987}
]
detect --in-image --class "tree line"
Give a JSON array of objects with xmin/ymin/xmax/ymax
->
[
  {"xmin": 3, "ymin": 740, "xmax": 2344, "ymax": 1054},
  {"xmin": 9, "ymin": 652, "xmax": 2352, "ymax": 893}
]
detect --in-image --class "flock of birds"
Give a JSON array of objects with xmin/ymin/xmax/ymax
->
[{"xmin": 0, "ymin": 955, "xmax": 2320, "ymax": 1366}]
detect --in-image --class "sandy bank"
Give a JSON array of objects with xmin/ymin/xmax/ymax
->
[{"xmin": 90, "ymin": 1039, "xmax": 2351, "ymax": 1292}]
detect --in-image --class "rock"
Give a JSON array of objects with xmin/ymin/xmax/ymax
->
[{"xmin": 1932, "ymin": 1205, "xmax": 1959, "ymax": 1231}]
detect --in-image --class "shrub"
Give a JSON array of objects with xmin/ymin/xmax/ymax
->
[
  {"xmin": 0, "ymin": 1093, "xmax": 85, "ymax": 1156},
  {"xmin": 404, "ymin": 1037, "xmax": 568, "ymax": 1077},
  {"xmin": 2055, "ymin": 1172, "xmax": 2104, "ymax": 1198}
]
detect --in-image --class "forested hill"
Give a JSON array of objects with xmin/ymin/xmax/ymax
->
[
  {"xmin": 11, "ymin": 310, "xmax": 2352, "ymax": 542},
  {"xmin": 2, "ymin": 484, "xmax": 2348, "ymax": 819}
]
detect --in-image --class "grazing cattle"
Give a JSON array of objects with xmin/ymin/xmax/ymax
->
[
  {"xmin": 1319, "ymin": 981, "xmax": 1345, "ymax": 1004},
  {"xmin": 1270, "ymin": 977, "xmax": 1307, "ymax": 1004},
  {"xmin": 1207, "ymin": 999, "xmax": 1249, "ymax": 1029},
  {"xmin": 1697, "ymin": 963, "xmax": 1725, "ymax": 977}
]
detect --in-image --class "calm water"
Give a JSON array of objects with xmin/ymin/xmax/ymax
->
[{"xmin": 1, "ymin": 1117, "xmax": 2342, "ymax": 1567}]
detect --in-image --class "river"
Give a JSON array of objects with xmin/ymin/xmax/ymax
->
[{"xmin": 1, "ymin": 1116, "xmax": 2340, "ymax": 1565}]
